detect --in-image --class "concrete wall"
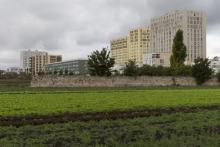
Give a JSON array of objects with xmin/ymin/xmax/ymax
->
[{"xmin": 31, "ymin": 76, "xmax": 219, "ymax": 87}]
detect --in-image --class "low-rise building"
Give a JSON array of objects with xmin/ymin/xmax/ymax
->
[
  {"xmin": 143, "ymin": 53, "xmax": 171, "ymax": 67},
  {"xmin": 48, "ymin": 55, "xmax": 62, "ymax": 63},
  {"xmin": 6, "ymin": 67, "xmax": 23, "ymax": 74},
  {"xmin": 210, "ymin": 57, "xmax": 220, "ymax": 73},
  {"xmin": 44, "ymin": 59, "xmax": 88, "ymax": 75}
]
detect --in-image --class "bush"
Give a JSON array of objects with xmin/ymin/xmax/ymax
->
[
  {"xmin": 138, "ymin": 65, "xmax": 191, "ymax": 77},
  {"xmin": 54, "ymin": 71, "xmax": 58, "ymax": 75},
  {"xmin": 174, "ymin": 65, "xmax": 192, "ymax": 76},
  {"xmin": 217, "ymin": 71, "xmax": 220, "ymax": 83},
  {"xmin": 192, "ymin": 58, "xmax": 213, "ymax": 85},
  {"xmin": 69, "ymin": 72, "xmax": 74, "ymax": 75},
  {"xmin": 123, "ymin": 60, "xmax": 139, "ymax": 77},
  {"xmin": 64, "ymin": 69, "xmax": 69, "ymax": 75},
  {"xmin": 59, "ymin": 70, "xmax": 63, "ymax": 75},
  {"xmin": 139, "ymin": 65, "xmax": 172, "ymax": 76}
]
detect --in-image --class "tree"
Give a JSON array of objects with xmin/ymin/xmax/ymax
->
[
  {"xmin": 192, "ymin": 58, "xmax": 213, "ymax": 85},
  {"xmin": 59, "ymin": 70, "xmax": 63, "ymax": 75},
  {"xmin": 54, "ymin": 70, "xmax": 58, "ymax": 75},
  {"xmin": 123, "ymin": 60, "xmax": 139, "ymax": 77},
  {"xmin": 69, "ymin": 71, "xmax": 74, "ymax": 75},
  {"xmin": 88, "ymin": 48, "xmax": 115, "ymax": 77},
  {"xmin": 64, "ymin": 69, "xmax": 68, "ymax": 75},
  {"xmin": 37, "ymin": 71, "xmax": 45, "ymax": 76},
  {"xmin": 216, "ymin": 71, "xmax": 220, "ymax": 83},
  {"xmin": 170, "ymin": 30, "xmax": 187, "ymax": 72}
]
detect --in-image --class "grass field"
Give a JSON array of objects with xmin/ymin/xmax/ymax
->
[
  {"xmin": 0, "ymin": 110, "xmax": 220, "ymax": 146},
  {"xmin": 0, "ymin": 88, "xmax": 220, "ymax": 116},
  {"xmin": 0, "ymin": 86, "xmax": 220, "ymax": 146}
]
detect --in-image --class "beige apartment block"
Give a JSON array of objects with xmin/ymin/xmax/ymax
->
[
  {"xmin": 111, "ymin": 27, "xmax": 151, "ymax": 65},
  {"xmin": 48, "ymin": 55, "xmax": 62, "ymax": 64},
  {"xmin": 111, "ymin": 37, "xmax": 128, "ymax": 65},
  {"xmin": 128, "ymin": 27, "xmax": 151, "ymax": 65},
  {"xmin": 29, "ymin": 51, "xmax": 62, "ymax": 75},
  {"xmin": 30, "ymin": 52, "xmax": 48, "ymax": 75},
  {"xmin": 150, "ymin": 10, "xmax": 206, "ymax": 66}
]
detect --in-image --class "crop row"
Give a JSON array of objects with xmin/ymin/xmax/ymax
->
[{"xmin": 0, "ymin": 110, "xmax": 220, "ymax": 146}]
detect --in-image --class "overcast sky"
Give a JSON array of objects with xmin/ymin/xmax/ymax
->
[{"xmin": 0, "ymin": 0, "xmax": 220, "ymax": 68}]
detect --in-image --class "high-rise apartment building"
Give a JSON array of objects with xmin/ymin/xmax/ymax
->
[
  {"xmin": 30, "ymin": 53, "xmax": 62, "ymax": 75},
  {"xmin": 20, "ymin": 50, "xmax": 62, "ymax": 75},
  {"xmin": 29, "ymin": 51, "xmax": 48, "ymax": 75},
  {"xmin": 150, "ymin": 10, "xmax": 206, "ymax": 66},
  {"xmin": 128, "ymin": 27, "xmax": 151, "ymax": 64},
  {"xmin": 20, "ymin": 50, "xmax": 37, "ymax": 73},
  {"xmin": 111, "ymin": 37, "xmax": 128, "ymax": 65},
  {"xmin": 111, "ymin": 27, "xmax": 151, "ymax": 65}
]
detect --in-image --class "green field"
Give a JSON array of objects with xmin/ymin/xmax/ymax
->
[
  {"xmin": 0, "ymin": 110, "xmax": 220, "ymax": 146},
  {"xmin": 0, "ymin": 88, "xmax": 220, "ymax": 116},
  {"xmin": 0, "ymin": 87, "xmax": 220, "ymax": 146}
]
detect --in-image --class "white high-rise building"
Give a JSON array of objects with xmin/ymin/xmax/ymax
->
[
  {"xmin": 150, "ymin": 10, "xmax": 206, "ymax": 66},
  {"xmin": 20, "ymin": 50, "xmax": 39, "ymax": 73}
]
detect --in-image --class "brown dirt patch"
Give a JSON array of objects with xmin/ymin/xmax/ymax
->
[{"xmin": 0, "ymin": 105, "xmax": 219, "ymax": 127}]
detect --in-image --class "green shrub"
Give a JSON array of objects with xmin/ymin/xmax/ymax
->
[
  {"xmin": 59, "ymin": 70, "xmax": 63, "ymax": 75},
  {"xmin": 138, "ymin": 65, "xmax": 191, "ymax": 77},
  {"xmin": 174, "ymin": 65, "xmax": 192, "ymax": 76},
  {"xmin": 123, "ymin": 60, "xmax": 139, "ymax": 77},
  {"xmin": 216, "ymin": 71, "xmax": 220, "ymax": 83},
  {"xmin": 192, "ymin": 58, "xmax": 213, "ymax": 85},
  {"xmin": 139, "ymin": 65, "xmax": 172, "ymax": 76}
]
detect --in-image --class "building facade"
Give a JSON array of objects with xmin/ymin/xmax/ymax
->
[
  {"xmin": 20, "ymin": 50, "xmax": 38, "ymax": 73},
  {"xmin": 48, "ymin": 55, "xmax": 62, "ymax": 63},
  {"xmin": 29, "ymin": 51, "xmax": 49, "ymax": 75},
  {"xmin": 143, "ymin": 53, "xmax": 171, "ymax": 67},
  {"xmin": 44, "ymin": 60, "xmax": 88, "ymax": 75},
  {"xmin": 30, "ymin": 52, "xmax": 62, "ymax": 75},
  {"xmin": 128, "ymin": 27, "xmax": 151, "ymax": 65},
  {"xmin": 110, "ymin": 27, "xmax": 151, "ymax": 65},
  {"xmin": 111, "ymin": 37, "xmax": 128, "ymax": 65},
  {"xmin": 210, "ymin": 56, "xmax": 220, "ymax": 74},
  {"xmin": 6, "ymin": 67, "xmax": 23, "ymax": 74},
  {"xmin": 20, "ymin": 50, "xmax": 62, "ymax": 75},
  {"xmin": 150, "ymin": 10, "xmax": 206, "ymax": 66}
]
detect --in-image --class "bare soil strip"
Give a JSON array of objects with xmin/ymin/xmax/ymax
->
[{"xmin": 0, "ymin": 105, "xmax": 220, "ymax": 127}]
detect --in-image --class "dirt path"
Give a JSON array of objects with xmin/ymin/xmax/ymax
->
[{"xmin": 0, "ymin": 105, "xmax": 220, "ymax": 127}]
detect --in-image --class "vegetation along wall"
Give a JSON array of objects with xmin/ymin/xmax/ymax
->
[{"xmin": 31, "ymin": 76, "xmax": 219, "ymax": 87}]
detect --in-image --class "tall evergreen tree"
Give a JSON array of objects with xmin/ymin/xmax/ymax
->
[
  {"xmin": 170, "ymin": 30, "xmax": 187, "ymax": 69},
  {"xmin": 88, "ymin": 48, "xmax": 115, "ymax": 77}
]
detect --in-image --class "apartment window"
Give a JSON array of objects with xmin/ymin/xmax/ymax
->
[{"xmin": 160, "ymin": 59, "xmax": 164, "ymax": 65}]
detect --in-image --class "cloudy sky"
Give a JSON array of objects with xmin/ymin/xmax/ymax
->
[{"xmin": 0, "ymin": 0, "xmax": 220, "ymax": 68}]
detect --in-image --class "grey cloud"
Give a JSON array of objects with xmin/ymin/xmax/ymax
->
[{"xmin": 0, "ymin": 0, "xmax": 220, "ymax": 67}]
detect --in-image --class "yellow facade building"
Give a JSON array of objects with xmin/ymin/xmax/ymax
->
[
  {"xmin": 111, "ymin": 27, "xmax": 151, "ymax": 65},
  {"xmin": 110, "ymin": 37, "xmax": 128, "ymax": 65},
  {"xmin": 128, "ymin": 27, "xmax": 151, "ymax": 64}
]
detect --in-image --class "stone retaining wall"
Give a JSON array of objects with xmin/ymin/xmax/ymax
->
[{"xmin": 31, "ymin": 76, "xmax": 219, "ymax": 87}]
